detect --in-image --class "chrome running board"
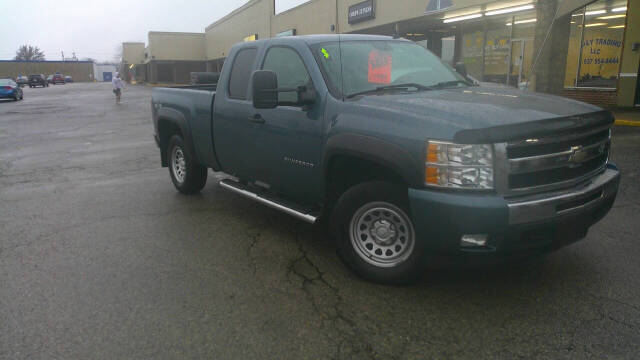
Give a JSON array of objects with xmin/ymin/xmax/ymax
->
[{"xmin": 219, "ymin": 179, "xmax": 317, "ymax": 224}]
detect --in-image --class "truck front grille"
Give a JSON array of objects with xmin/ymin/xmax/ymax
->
[{"xmin": 505, "ymin": 122, "xmax": 611, "ymax": 194}]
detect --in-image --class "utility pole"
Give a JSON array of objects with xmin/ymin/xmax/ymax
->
[{"xmin": 61, "ymin": 51, "xmax": 64, "ymax": 61}]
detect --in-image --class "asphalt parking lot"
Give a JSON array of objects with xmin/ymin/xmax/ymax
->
[{"xmin": 1, "ymin": 82, "xmax": 639, "ymax": 359}]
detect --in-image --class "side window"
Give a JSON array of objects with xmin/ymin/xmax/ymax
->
[
  {"xmin": 228, "ymin": 48, "xmax": 257, "ymax": 99},
  {"xmin": 262, "ymin": 47, "xmax": 311, "ymax": 103}
]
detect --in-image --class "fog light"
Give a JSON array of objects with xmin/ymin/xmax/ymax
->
[{"xmin": 460, "ymin": 234, "xmax": 488, "ymax": 247}]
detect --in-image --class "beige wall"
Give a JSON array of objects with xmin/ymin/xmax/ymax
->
[
  {"xmin": 272, "ymin": 0, "xmax": 336, "ymax": 36},
  {"xmin": 618, "ymin": 0, "xmax": 639, "ymax": 107},
  {"xmin": 0, "ymin": 62, "xmax": 95, "ymax": 82},
  {"xmin": 122, "ymin": 42, "xmax": 145, "ymax": 65},
  {"xmin": 148, "ymin": 32, "xmax": 205, "ymax": 61},
  {"xmin": 205, "ymin": 0, "xmax": 272, "ymax": 59}
]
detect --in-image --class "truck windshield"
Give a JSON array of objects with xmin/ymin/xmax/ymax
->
[{"xmin": 312, "ymin": 40, "xmax": 468, "ymax": 98}]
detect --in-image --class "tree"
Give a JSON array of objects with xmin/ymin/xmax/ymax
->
[{"xmin": 14, "ymin": 45, "xmax": 45, "ymax": 61}]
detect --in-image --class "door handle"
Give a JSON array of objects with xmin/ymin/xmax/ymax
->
[{"xmin": 248, "ymin": 114, "xmax": 265, "ymax": 124}]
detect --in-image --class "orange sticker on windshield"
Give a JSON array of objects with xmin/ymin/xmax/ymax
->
[{"xmin": 368, "ymin": 50, "xmax": 392, "ymax": 84}]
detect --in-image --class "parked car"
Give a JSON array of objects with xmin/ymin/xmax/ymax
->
[
  {"xmin": 28, "ymin": 74, "xmax": 48, "ymax": 88},
  {"xmin": 64, "ymin": 75, "xmax": 73, "ymax": 83},
  {"xmin": 46, "ymin": 75, "xmax": 54, "ymax": 84},
  {"xmin": 151, "ymin": 35, "xmax": 620, "ymax": 284},
  {"xmin": 0, "ymin": 78, "xmax": 24, "ymax": 101},
  {"xmin": 52, "ymin": 74, "xmax": 65, "ymax": 85},
  {"xmin": 15, "ymin": 75, "xmax": 28, "ymax": 87}
]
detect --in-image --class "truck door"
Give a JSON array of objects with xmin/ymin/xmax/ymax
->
[
  {"xmin": 253, "ymin": 45, "xmax": 324, "ymax": 206},
  {"xmin": 212, "ymin": 47, "xmax": 260, "ymax": 179}
]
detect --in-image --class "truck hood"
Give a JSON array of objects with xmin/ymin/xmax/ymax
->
[{"xmin": 349, "ymin": 85, "xmax": 608, "ymax": 142}]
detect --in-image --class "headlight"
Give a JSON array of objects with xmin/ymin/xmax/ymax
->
[{"xmin": 425, "ymin": 141, "xmax": 494, "ymax": 189}]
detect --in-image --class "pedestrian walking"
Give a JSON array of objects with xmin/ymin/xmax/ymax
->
[{"xmin": 112, "ymin": 72, "xmax": 125, "ymax": 104}]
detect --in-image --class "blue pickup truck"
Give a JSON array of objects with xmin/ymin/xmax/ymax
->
[{"xmin": 151, "ymin": 34, "xmax": 619, "ymax": 284}]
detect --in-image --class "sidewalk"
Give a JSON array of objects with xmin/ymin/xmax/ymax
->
[{"xmin": 613, "ymin": 109, "xmax": 640, "ymax": 127}]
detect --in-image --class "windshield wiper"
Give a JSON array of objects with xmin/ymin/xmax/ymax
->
[
  {"xmin": 427, "ymin": 80, "xmax": 473, "ymax": 89},
  {"xmin": 346, "ymin": 83, "xmax": 431, "ymax": 98}
]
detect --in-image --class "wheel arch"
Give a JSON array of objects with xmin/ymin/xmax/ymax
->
[
  {"xmin": 156, "ymin": 108, "xmax": 201, "ymax": 167},
  {"xmin": 323, "ymin": 133, "xmax": 422, "ymax": 212}
]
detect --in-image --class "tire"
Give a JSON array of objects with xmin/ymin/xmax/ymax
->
[
  {"xmin": 167, "ymin": 135, "xmax": 207, "ymax": 194},
  {"xmin": 330, "ymin": 181, "xmax": 426, "ymax": 284}
]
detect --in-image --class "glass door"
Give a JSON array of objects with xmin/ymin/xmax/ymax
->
[
  {"xmin": 509, "ymin": 40, "xmax": 523, "ymax": 87},
  {"xmin": 508, "ymin": 39, "xmax": 533, "ymax": 88}
]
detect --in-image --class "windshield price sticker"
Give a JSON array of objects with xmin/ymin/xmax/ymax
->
[{"xmin": 368, "ymin": 50, "xmax": 392, "ymax": 84}]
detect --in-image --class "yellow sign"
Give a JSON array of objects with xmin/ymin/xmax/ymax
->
[{"xmin": 244, "ymin": 34, "xmax": 257, "ymax": 42}]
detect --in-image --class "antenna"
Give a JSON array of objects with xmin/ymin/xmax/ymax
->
[{"xmin": 339, "ymin": 33, "xmax": 345, "ymax": 101}]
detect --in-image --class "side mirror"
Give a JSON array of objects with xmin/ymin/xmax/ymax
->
[
  {"xmin": 455, "ymin": 62, "xmax": 468, "ymax": 78},
  {"xmin": 252, "ymin": 70, "xmax": 278, "ymax": 109}
]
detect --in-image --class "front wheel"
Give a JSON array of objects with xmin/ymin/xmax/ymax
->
[
  {"xmin": 167, "ymin": 135, "xmax": 207, "ymax": 194},
  {"xmin": 330, "ymin": 181, "xmax": 427, "ymax": 284}
]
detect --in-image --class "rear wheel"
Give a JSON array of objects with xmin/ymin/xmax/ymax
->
[
  {"xmin": 331, "ymin": 181, "xmax": 427, "ymax": 284},
  {"xmin": 167, "ymin": 135, "xmax": 207, "ymax": 194}
]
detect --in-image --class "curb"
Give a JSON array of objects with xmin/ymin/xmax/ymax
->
[{"xmin": 614, "ymin": 120, "xmax": 640, "ymax": 127}]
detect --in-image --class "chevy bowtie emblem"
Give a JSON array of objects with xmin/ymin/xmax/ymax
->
[{"xmin": 569, "ymin": 145, "xmax": 587, "ymax": 164}]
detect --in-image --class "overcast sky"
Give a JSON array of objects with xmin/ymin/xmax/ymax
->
[{"xmin": 0, "ymin": 0, "xmax": 309, "ymax": 62}]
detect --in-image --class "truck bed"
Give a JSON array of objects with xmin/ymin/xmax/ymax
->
[{"xmin": 152, "ymin": 87, "xmax": 218, "ymax": 168}]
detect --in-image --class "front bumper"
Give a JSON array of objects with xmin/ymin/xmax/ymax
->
[{"xmin": 408, "ymin": 164, "xmax": 620, "ymax": 255}]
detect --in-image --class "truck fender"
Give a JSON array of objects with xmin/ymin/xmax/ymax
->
[
  {"xmin": 323, "ymin": 133, "xmax": 422, "ymax": 188},
  {"xmin": 156, "ymin": 107, "xmax": 202, "ymax": 167}
]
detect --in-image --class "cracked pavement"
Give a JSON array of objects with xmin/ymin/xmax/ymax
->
[{"xmin": 1, "ymin": 83, "xmax": 639, "ymax": 359}]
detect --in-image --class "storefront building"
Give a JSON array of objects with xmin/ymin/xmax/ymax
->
[
  {"xmin": 203, "ymin": 0, "xmax": 639, "ymax": 107},
  {"xmin": 121, "ymin": 42, "xmax": 146, "ymax": 83},
  {"xmin": 122, "ymin": 33, "xmax": 207, "ymax": 84}
]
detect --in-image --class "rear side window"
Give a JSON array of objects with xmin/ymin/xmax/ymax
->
[{"xmin": 228, "ymin": 48, "xmax": 257, "ymax": 100}]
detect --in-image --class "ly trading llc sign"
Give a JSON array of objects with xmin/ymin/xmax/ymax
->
[{"xmin": 348, "ymin": 0, "xmax": 375, "ymax": 24}]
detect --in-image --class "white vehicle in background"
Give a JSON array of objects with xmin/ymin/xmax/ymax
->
[{"xmin": 15, "ymin": 75, "xmax": 28, "ymax": 87}]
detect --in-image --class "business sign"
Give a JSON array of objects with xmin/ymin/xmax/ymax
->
[
  {"xmin": 276, "ymin": 29, "xmax": 297, "ymax": 37},
  {"xmin": 348, "ymin": 0, "xmax": 375, "ymax": 24}
]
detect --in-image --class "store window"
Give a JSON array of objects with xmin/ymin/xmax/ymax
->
[
  {"xmin": 483, "ymin": 18, "xmax": 512, "ymax": 84},
  {"xmin": 564, "ymin": 0, "xmax": 627, "ymax": 88},
  {"xmin": 461, "ymin": 28, "xmax": 484, "ymax": 80},
  {"xmin": 459, "ymin": 8, "xmax": 536, "ymax": 87}
]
